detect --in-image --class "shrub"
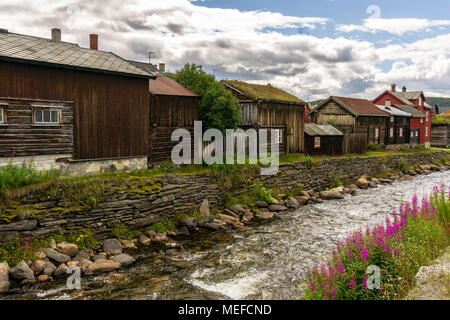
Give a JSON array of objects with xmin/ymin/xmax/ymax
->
[
  {"xmin": 0, "ymin": 159, "xmax": 62, "ymax": 190},
  {"xmin": 304, "ymin": 185, "xmax": 449, "ymax": 300},
  {"xmin": 330, "ymin": 176, "xmax": 343, "ymax": 189},
  {"xmin": 250, "ymin": 182, "xmax": 272, "ymax": 204},
  {"xmin": 367, "ymin": 144, "xmax": 379, "ymax": 152}
]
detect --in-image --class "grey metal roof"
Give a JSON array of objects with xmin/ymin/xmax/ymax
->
[
  {"xmin": 304, "ymin": 123, "xmax": 344, "ymax": 136},
  {"xmin": 375, "ymin": 105, "xmax": 412, "ymax": 117},
  {"xmin": 395, "ymin": 105, "xmax": 425, "ymax": 118},
  {"xmin": 129, "ymin": 60, "xmax": 160, "ymax": 75},
  {"xmin": 397, "ymin": 91, "xmax": 423, "ymax": 100},
  {"xmin": 0, "ymin": 31, "xmax": 155, "ymax": 78}
]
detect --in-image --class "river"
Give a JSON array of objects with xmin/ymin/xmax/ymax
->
[{"xmin": 11, "ymin": 171, "xmax": 450, "ymax": 300}]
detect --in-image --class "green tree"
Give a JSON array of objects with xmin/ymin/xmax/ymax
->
[{"xmin": 168, "ymin": 64, "xmax": 240, "ymax": 132}]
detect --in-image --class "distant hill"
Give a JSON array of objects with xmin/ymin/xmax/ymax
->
[{"xmin": 427, "ymin": 97, "xmax": 450, "ymax": 114}]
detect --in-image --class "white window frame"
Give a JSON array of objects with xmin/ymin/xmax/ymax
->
[
  {"xmin": 390, "ymin": 116, "xmax": 394, "ymax": 123},
  {"xmin": 314, "ymin": 136, "xmax": 321, "ymax": 149},
  {"xmin": 425, "ymin": 126, "xmax": 429, "ymax": 137},
  {"xmin": 425, "ymin": 111, "xmax": 429, "ymax": 122},
  {"xmin": 399, "ymin": 127, "xmax": 403, "ymax": 138},
  {"xmin": 389, "ymin": 127, "xmax": 394, "ymax": 138},
  {"xmin": 374, "ymin": 127, "xmax": 380, "ymax": 139},
  {"xmin": 0, "ymin": 107, "xmax": 4, "ymax": 124},
  {"xmin": 420, "ymin": 118, "xmax": 424, "ymax": 124},
  {"xmin": 274, "ymin": 129, "xmax": 283, "ymax": 144},
  {"xmin": 419, "ymin": 96, "xmax": 422, "ymax": 106},
  {"xmin": 32, "ymin": 105, "xmax": 62, "ymax": 125}
]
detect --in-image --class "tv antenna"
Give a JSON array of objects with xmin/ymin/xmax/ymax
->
[{"xmin": 148, "ymin": 51, "xmax": 155, "ymax": 64}]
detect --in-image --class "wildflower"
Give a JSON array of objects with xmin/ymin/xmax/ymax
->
[
  {"xmin": 360, "ymin": 245, "xmax": 369, "ymax": 262},
  {"xmin": 309, "ymin": 282, "xmax": 317, "ymax": 292},
  {"xmin": 349, "ymin": 276, "xmax": 356, "ymax": 289},
  {"xmin": 394, "ymin": 249, "xmax": 399, "ymax": 256}
]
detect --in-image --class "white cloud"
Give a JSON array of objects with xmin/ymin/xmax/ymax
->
[
  {"xmin": 337, "ymin": 18, "xmax": 450, "ymax": 36},
  {"xmin": 1, "ymin": 0, "xmax": 450, "ymax": 100}
]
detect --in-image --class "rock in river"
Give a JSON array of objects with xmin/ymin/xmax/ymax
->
[
  {"xmin": 268, "ymin": 204, "xmax": 288, "ymax": 212},
  {"xmin": 42, "ymin": 248, "xmax": 71, "ymax": 264},
  {"xmin": 86, "ymin": 260, "xmax": 121, "ymax": 274},
  {"xmin": 319, "ymin": 190, "xmax": 345, "ymax": 200},
  {"xmin": 112, "ymin": 254, "xmax": 136, "ymax": 266},
  {"xmin": 9, "ymin": 260, "xmax": 35, "ymax": 281},
  {"xmin": 56, "ymin": 242, "xmax": 79, "ymax": 257},
  {"xmin": 355, "ymin": 177, "xmax": 370, "ymax": 189},
  {"xmin": 255, "ymin": 212, "xmax": 275, "ymax": 220},
  {"xmin": 102, "ymin": 239, "xmax": 123, "ymax": 255}
]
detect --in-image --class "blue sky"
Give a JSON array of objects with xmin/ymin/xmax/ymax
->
[{"xmin": 2, "ymin": 0, "xmax": 450, "ymax": 100}]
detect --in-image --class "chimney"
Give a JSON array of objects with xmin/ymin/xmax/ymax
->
[
  {"xmin": 51, "ymin": 28, "xmax": 61, "ymax": 42},
  {"xmin": 0, "ymin": 28, "xmax": 8, "ymax": 34},
  {"xmin": 391, "ymin": 84, "xmax": 396, "ymax": 92},
  {"xmin": 385, "ymin": 98, "xmax": 391, "ymax": 108},
  {"xmin": 402, "ymin": 86, "xmax": 407, "ymax": 93},
  {"xmin": 158, "ymin": 63, "xmax": 166, "ymax": 73},
  {"xmin": 89, "ymin": 34, "xmax": 98, "ymax": 50}
]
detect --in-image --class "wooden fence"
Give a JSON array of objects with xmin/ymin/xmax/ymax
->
[{"xmin": 342, "ymin": 133, "xmax": 367, "ymax": 155}]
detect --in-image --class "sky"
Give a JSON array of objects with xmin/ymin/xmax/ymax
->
[{"xmin": 1, "ymin": 0, "xmax": 450, "ymax": 101}]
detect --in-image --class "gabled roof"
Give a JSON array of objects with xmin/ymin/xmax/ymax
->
[
  {"xmin": 394, "ymin": 105, "xmax": 425, "ymax": 118},
  {"xmin": 312, "ymin": 96, "xmax": 389, "ymax": 117},
  {"xmin": 373, "ymin": 90, "xmax": 415, "ymax": 106},
  {"xmin": 375, "ymin": 105, "xmax": 412, "ymax": 117},
  {"xmin": 397, "ymin": 91, "xmax": 423, "ymax": 100},
  {"xmin": 224, "ymin": 80, "xmax": 305, "ymax": 105},
  {"xmin": 148, "ymin": 76, "xmax": 199, "ymax": 97},
  {"xmin": 0, "ymin": 31, "xmax": 155, "ymax": 78},
  {"xmin": 304, "ymin": 123, "xmax": 344, "ymax": 136},
  {"xmin": 128, "ymin": 60, "xmax": 160, "ymax": 75}
]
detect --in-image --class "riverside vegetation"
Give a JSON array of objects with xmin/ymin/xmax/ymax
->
[
  {"xmin": 0, "ymin": 148, "xmax": 449, "ymax": 295},
  {"xmin": 304, "ymin": 185, "xmax": 449, "ymax": 300}
]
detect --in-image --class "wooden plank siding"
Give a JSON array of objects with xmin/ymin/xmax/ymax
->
[
  {"xmin": 386, "ymin": 116, "xmax": 410, "ymax": 145},
  {"xmin": 148, "ymin": 94, "xmax": 199, "ymax": 163},
  {"xmin": 305, "ymin": 135, "xmax": 343, "ymax": 156},
  {"xmin": 431, "ymin": 124, "xmax": 450, "ymax": 146},
  {"xmin": 0, "ymin": 60, "xmax": 149, "ymax": 160},
  {"xmin": 0, "ymin": 98, "xmax": 73, "ymax": 157}
]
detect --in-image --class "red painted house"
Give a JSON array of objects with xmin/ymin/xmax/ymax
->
[{"xmin": 373, "ymin": 84, "xmax": 432, "ymax": 147}]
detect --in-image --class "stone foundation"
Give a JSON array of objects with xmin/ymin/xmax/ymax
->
[
  {"xmin": 0, "ymin": 155, "xmax": 71, "ymax": 171},
  {"xmin": 65, "ymin": 157, "xmax": 148, "ymax": 176}
]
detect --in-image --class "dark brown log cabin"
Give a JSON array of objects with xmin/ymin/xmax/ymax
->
[
  {"xmin": 304, "ymin": 123, "xmax": 344, "ymax": 156},
  {"xmin": 224, "ymin": 80, "xmax": 306, "ymax": 154},
  {"xmin": 373, "ymin": 103, "xmax": 411, "ymax": 145},
  {"xmin": 431, "ymin": 123, "xmax": 450, "ymax": 147},
  {"xmin": 310, "ymin": 96, "xmax": 389, "ymax": 146},
  {"xmin": 0, "ymin": 29, "xmax": 155, "ymax": 160}
]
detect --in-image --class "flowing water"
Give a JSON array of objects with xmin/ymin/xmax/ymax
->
[{"xmin": 9, "ymin": 171, "xmax": 450, "ymax": 300}]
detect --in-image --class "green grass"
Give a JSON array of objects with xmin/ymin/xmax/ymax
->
[{"xmin": 432, "ymin": 114, "xmax": 450, "ymax": 124}]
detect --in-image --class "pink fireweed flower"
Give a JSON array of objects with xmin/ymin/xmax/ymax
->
[
  {"xmin": 360, "ymin": 245, "xmax": 369, "ymax": 262},
  {"xmin": 394, "ymin": 249, "xmax": 399, "ymax": 256},
  {"xmin": 349, "ymin": 276, "xmax": 357, "ymax": 289},
  {"xmin": 309, "ymin": 281, "xmax": 317, "ymax": 292}
]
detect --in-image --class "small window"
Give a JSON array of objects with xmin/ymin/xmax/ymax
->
[
  {"xmin": 374, "ymin": 128, "xmax": 380, "ymax": 139},
  {"xmin": 274, "ymin": 129, "xmax": 283, "ymax": 144},
  {"xmin": 420, "ymin": 118, "xmax": 423, "ymax": 124},
  {"xmin": 389, "ymin": 127, "xmax": 394, "ymax": 138},
  {"xmin": 419, "ymin": 97, "xmax": 422, "ymax": 106},
  {"xmin": 416, "ymin": 131, "xmax": 419, "ymax": 137},
  {"xmin": 390, "ymin": 116, "xmax": 394, "ymax": 123},
  {"xmin": 314, "ymin": 136, "xmax": 321, "ymax": 148},
  {"xmin": 33, "ymin": 108, "xmax": 61, "ymax": 124},
  {"xmin": 399, "ymin": 127, "xmax": 403, "ymax": 138},
  {"xmin": 425, "ymin": 126, "xmax": 429, "ymax": 137},
  {"xmin": 411, "ymin": 132, "xmax": 414, "ymax": 138},
  {"xmin": 0, "ymin": 108, "xmax": 4, "ymax": 124},
  {"xmin": 425, "ymin": 111, "xmax": 429, "ymax": 122}
]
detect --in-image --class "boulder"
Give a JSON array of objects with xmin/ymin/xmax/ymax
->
[
  {"xmin": 369, "ymin": 182, "xmax": 378, "ymax": 188},
  {"xmin": 241, "ymin": 212, "xmax": 254, "ymax": 223},
  {"xmin": 102, "ymin": 239, "xmax": 123, "ymax": 255},
  {"xmin": 42, "ymin": 261, "xmax": 57, "ymax": 276},
  {"xmin": 37, "ymin": 274, "xmax": 50, "ymax": 283},
  {"xmin": 255, "ymin": 212, "xmax": 275, "ymax": 220},
  {"xmin": 355, "ymin": 177, "xmax": 370, "ymax": 189},
  {"xmin": 67, "ymin": 261, "xmax": 80, "ymax": 267},
  {"xmin": 93, "ymin": 255, "xmax": 107, "ymax": 262},
  {"xmin": 112, "ymin": 254, "xmax": 136, "ymax": 267},
  {"xmin": 146, "ymin": 230, "xmax": 156, "ymax": 238},
  {"xmin": 0, "ymin": 262, "xmax": 10, "ymax": 293},
  {"xmin": 229, "ymin": 205, "xmax": 248, "ymax": 217},
  {"xmin": 320, "ymin": 191, "xmax": 345, "ymax": 200},
  {"xmin": 285, "ymin": 197, "xmax": 300, "ymax": 209},
  {"xmin": 199, "ymin": 199, "xmax": 210, "ymax": 217},
  {"xmin": 254, "ymin": 201, "xmax": 269, "ymax": 208},
  {"xmin": 56, "ymin": 242, "xmax": 79, "ymax": 257},
  {"xmin": 53, "ymin": 264, "xmax": 68, "ymax": 278},
  {"xmin": 86, "ymin": 260, "xmax": 121, "ymax": 274},
  {"xmin": 138, "ymin": 235, "xmax": 151, "ymax": 246},
  {"xmin": 371, "ymin": 178, "xmax": 381, "ymax": 184},
  {"xmin": 429, "ymin": 164, "xmax": 440, "ymax": 171},
  {"xmin": 9, "ymin": 260, "xmax": 35, "ymax": 281},
  {"xmin": 309, "ymin": 197, "xmax": 324, "ymax": 204},
  {"xmin": 420, "ymin": 164, "xmax": 431, "ymax": 171},
  {"xmin": 72, "ymin": 256, "xmax": 93, "ymax": 272},
  {"xmin": 42, "ymin": 248, "xmax": 71, "ymax": 264},
  {"xmin": 153, "ymin": 233, "xmax": 168, "ymax": 242},
  {"xmin": 215, "ymin": 214, "xmax": 239, "ymax": 225},
  {"xmin": 49, "ymin": 239, "xmax": 57, "ymax": 249},
  {"xmin": 121, "ymin": 240, "xmax": 137, "ymax": 250},
  {"xmin": 77, "ymin": 251, "xmax": 91, "ymax": 260},
  {"xmin": 203, "ymin": 222, "xmax": 224, "ymax": 231},
  {"xmin": 268, "ymin": 204, "xmax": 288, "ymax": 212},
  {"xmin": 34, "ymin": 250, "xmax": 46, "ymax": 260},
  {"xmin": 179, "ymin": 217, "xmax": 198, "ymax": 231},
  {"xmin": 223, "ymin": 209, "xmax": 239, "ymax": 219},
  {"xmin": 178, "ymin": 226, "xmax": 190, "ymax": 236},
  {"xmin": 31, "ymin": 260, "xmax": 46, "ymax": 275},
  {"xmin": 295, "ymin": 196, "xmax": 309, "ymax": 205}
]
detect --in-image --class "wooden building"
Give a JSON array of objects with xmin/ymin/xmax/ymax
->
[
  {"xmin": 224, "ymin": 80, "xmax": 306, "ymax": 154},
  {"xmin": 0, "ymin": 29, "xmax": 155, "ymax": 161},
  {"xmin": 373, "ymin": 85, "xmax": 432, "ymax": 146},
  {"xmin": 374, "ymin": 103, "xmax": 411, "ymax": 145},
  {"xmin": 431, "ymin": 123, "xmax": 450, "ymax": 147},
  {"xmin": 304, "ymin": 123, "xmax": 344, "ymax": 155},
  {"xmin": 310, "ymin": 96, "xmax": 389, "ymax": 146},
  {"xmin": 129, "ymin": 61, "xmax": 200, "ymax": 163}
]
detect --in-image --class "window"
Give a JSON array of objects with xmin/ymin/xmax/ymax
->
[
  {"xmin": 425, "ymin": 126, "xmax": 429, "ymax": 137},
  {"xmin": 374, "ymin": 128, "xmax": 380, "ymax": 139},
  {"xmin": 33, "ymin": 107, "xmax": 61, "ymax": 124},
  {"xmin": 0, "ymin": 108, "xmax": 4, "ymax": 124},
  {"xmin": 419, "ymin": 96, "xmax": 422, "ymax": 106},
  {"xmin": 420, "ymin": 118, "xmax": 423, "ymax": 124},
  {"xmin": 273, "ymin": 129, "xmax": 283, "ymax": 144},
  {"xmin": 411, "ymin": 132, "xmax": 414, "ymax": 138},
  {"xmin": 390, "ymin": 116, "xmax": 394, "ymax": 123},
  {"xmin": 399, "ymin": 127, "xmax": 403, "ymax": 138},
  {"xmin": 389, "ymin": 127, "xmax": 394, "ymax": 138},
  {"xmin": 425, "ymin": 111, "xmax": 429, "ymax": 122},
  {"xmin": 314, "ymin": 136, "xmax": 321, "ymax": 148},
  {"xmin": 416, "ymin": 131, "xmax": 419, "ymax": 137}
]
